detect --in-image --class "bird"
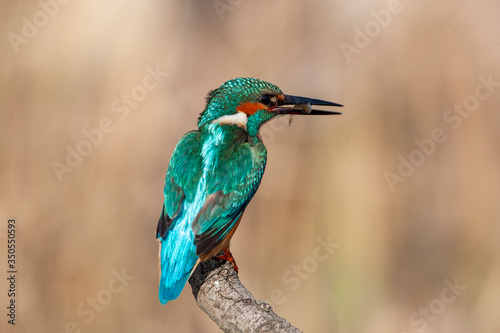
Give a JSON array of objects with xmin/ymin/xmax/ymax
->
[{"xmin": 156, "ymin": 77, "xmax": 342, "ymax": 304}]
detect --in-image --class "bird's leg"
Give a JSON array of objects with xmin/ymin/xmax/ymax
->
[{"xmin": 215, "ymin": 248, "xmax": 238, "ymax": 273}]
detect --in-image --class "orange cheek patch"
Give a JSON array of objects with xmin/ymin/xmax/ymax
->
[{"xmin": 236, "ymin": 102, "xmax": 267, "ymax": 116}]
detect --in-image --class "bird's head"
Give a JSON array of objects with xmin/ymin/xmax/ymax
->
[{"xmin": 198, "ymin": 77, "xmax": 342, "ymax": 137}]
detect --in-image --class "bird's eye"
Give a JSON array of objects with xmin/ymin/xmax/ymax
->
[{"xmin": 260, "ymin": 94, "xmax": 277, "ymax": 107}]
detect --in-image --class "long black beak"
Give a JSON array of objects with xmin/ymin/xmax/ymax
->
[{"xmin": 270, "ymin": 94, "xmax": 343, "ymax": 115}]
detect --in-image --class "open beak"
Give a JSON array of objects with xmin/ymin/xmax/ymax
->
[{"xmin": 270, "ymin": 94, "xmax": 343, "ymax": 115}]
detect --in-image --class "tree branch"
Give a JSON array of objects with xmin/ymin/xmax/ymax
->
[{"xmin": 188, "ymin": 259, "xmax": 302, "ymax": 333}]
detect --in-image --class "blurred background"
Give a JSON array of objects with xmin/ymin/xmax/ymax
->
[{"xmin": 1, "ymin": 1, "xmax": 499, "ymax": 332}]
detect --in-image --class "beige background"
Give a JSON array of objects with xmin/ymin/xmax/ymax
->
[{"xmin": 1, "ymin": 1, "xmax": 499, "ymax": 332}]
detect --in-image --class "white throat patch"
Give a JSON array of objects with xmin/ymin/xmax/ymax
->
[{"xmin": 212, "ymin": 111, "xmax": 248, "ymax": 130}]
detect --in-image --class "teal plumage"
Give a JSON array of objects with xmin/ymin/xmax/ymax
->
[{"xmin": 156, "ymin": 78, "xmax": 342, "ymax": 304}]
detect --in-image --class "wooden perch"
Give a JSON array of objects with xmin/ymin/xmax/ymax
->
[{"xmin": 188, "ymin": 259, "xmax": 302, "ymax": 333}]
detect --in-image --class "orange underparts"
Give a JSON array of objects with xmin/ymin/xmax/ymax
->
[
  {"xmin": 236, "ymin": 102, "xmax": 268, "ymax": 115},
  {"xmin": 205, "ymin": 216, "xmax": 243, "ymax": 272}
]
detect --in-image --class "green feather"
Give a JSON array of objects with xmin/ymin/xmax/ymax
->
[
  {"xmin": 198, "ymin": 77, "xmax": 282, "ymax": 127},
  {"xmin": 163, "ymin": 131, "xmax": 202, "ymax": 218},
  {"xmin": 192, "ymin": 124, "xmax": 267, "ymax": 254}
]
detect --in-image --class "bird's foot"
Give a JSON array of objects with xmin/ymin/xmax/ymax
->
[{"xmin": 215, "ymin": 249, "xmax": 238, "ymax": 273}]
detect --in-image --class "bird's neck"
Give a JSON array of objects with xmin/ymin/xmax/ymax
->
[{"xmin": 201, "ymin": 120, "xmax": 261, "ymax": 145}]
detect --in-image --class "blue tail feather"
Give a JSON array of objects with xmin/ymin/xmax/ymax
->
[{"xmin": 158, "ymin": 217, "xmax": 198, "ymax": 304}]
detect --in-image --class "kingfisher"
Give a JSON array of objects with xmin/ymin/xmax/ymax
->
[{"xmin": 156, "ymin": 77, "xmax": 342, "ymax": 304}]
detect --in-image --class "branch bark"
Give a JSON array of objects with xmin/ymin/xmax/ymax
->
[{"xmin": 188, "ymin": 258, "xmax": 302, "ymax": 333}]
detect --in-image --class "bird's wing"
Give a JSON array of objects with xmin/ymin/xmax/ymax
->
[
  {"xmin": 192, "ymin": 141, "xmax": 267, "ymax": 256},
  {"xmin": 156, "ymin": 130, "xmax": 202, "ymax": 239}
]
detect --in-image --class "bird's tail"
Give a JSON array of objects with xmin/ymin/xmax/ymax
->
[{"xmin": 158, "ymin": 223, "xmax": 198, "ymax": 304}]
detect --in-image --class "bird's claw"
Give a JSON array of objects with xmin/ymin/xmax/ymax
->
[{"xmin": 215, "ymin": 249, "xmax": 239, "ymax": 273}]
